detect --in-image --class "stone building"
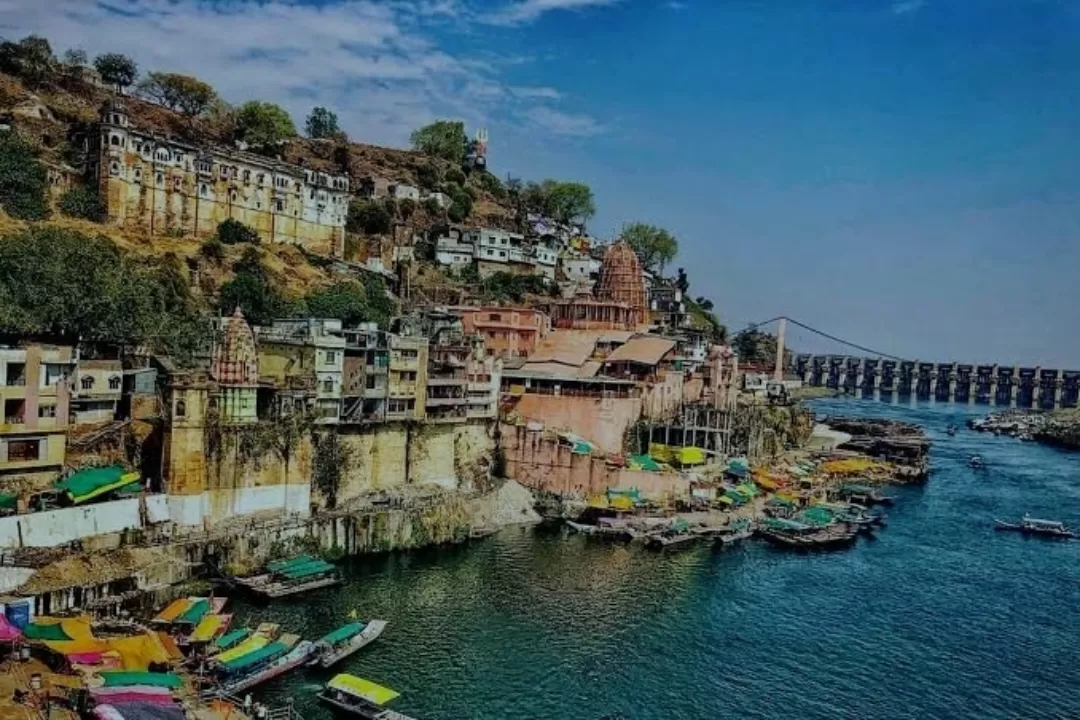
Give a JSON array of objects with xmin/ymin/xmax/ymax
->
[
  {"xmin": 90, "ymin": 100, "xmax": 349, "ymax": 255},
  {"xmin": 256, "ymin": 319, "xmax": 345, "ymax": 424},
  {"xmin": 210, "ymin": 309, "xmax": 259, "ymax": 425},
  {"xmin": 70, "ymin": 358, "xmax": 123, "ymax": 426},
  {"xmin": 341, "ymin": 324, "xmax": 389, "ymax": 424}
]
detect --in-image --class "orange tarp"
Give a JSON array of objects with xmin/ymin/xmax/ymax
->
[
  {"xmin": 153, "ymin": 598, "xmax": 192, "ymax": 624},
  {"xmin": 157, "ymin": 632, "xmax": 184, "ymax": 661}
]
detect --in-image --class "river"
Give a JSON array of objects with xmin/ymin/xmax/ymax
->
[{"xmin": 231, "ymin": 399, "xmax": 1080, "ymax": 719}]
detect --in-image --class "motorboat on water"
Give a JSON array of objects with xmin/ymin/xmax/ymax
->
[
  {"xmin": 318, "ymin": 673, "xmax": 417, "ymax": 719},
  {"xmin": 969, "ymin": 455, "xmax": 985, "ymax": 469},
  {"xmin": 311, "ymin": 620, "xmax": 388, "ymax": 668},
  {"xmin": 994, "ymin": 515, "xmax": 1076, "ymax": 540}
]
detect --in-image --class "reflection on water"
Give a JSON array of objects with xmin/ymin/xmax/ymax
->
[{"xmin": 231, "ymin": 399, "xmax": 1080, "ymax": 720}]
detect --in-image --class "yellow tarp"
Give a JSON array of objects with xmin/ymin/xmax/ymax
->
[
  {"xmin": 154, "ymin": 598, "xmax": 192, "ymax": 624},
  {"xmin": 716, "ymin": 495, "xmax": 734, "ymax": 505},
  {"xmin": 191, "ymin": 614, "xmax": 225, "ymax": 643},
  {"xmin": 819, "ymin": 458, "xmax": 887, "ymax": 475},
  {"xmin": 586, "ymin": 494, "xmax": 609, "ymax": 509},
  {"xmin": 214, "ymin": 634, "xmax": 268, "ymax": 664},
  {"xmin": 106, "ymin": 633, "xmax": 172, "ymax": 671},
  {"xmin": 675, "ymin": 447, "xmax": 705, "ymax": 465},
  {"xmin": 754, "ymin": 476, "xmax": 780, "ymax": 491},
  {"xmin": 42, "ymin": 616, "xmax": 107, "ymax": 656},
  {"xmin": 648, "ymin": 443, "xmax": 674, "ymax": 463},
  {"xmin": 327, "ymin": 674, "xmax": 400, "ymax": 705}
]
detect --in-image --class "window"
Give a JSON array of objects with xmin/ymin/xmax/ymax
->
[
  {"xmin": 133, "ymin": 168, "xmax": 142, "ymax": 183},
  {"xmin": 110, "ymin": 135, "xmax": 121, "ymax": 146},
  {"xmin": 81, "ymin": 376, "xmax": 95, "ymax": 390},
  {"xmin": 200, "ymin": 184, "xmax": 208, "ymax": 198},
  {"xmin": 325, "ymin": 350, "xmax": 337, "ymax": 364},
  {"xmin": 155, "ymin": 172, "xmax": 164, "ymax": 186},
  {"xmin": 230, "ymin": 190, "xmax": 237, "ymax": 203},
  {"xmin": 5, "ymin": 362, "xmax": 26, "ymax": 386},
  {"xmin": 498, "ymin": 251, "xmax": 507, "ymax": 258},
  {"xmin": 243, "ymin": 170, "xmax": 251, "ymax": 184},
  {"xmin": 490, "ymin": 313, "xmax": 502, "ymax": 322},
  {"xmin": 322, "ymin": 379, "xmax": 334, "ymax": 393},
  {"xmin": 4, "ymin": 398, "xmax": 25, "ymax": 424},
  {"xmin": 6, "ymin": 438, "xmax": 40, "ymax": 462},
  {"xmin": 486, "ymin": 249, "xmax": 494, "ymax": 257},
  {"xmin": 240, "ymin": 397, "xmax": 250, "ymax": 409},
  {"xmin": 38, "ymin": 404, "xmax": 56, "ymax": 419},
  {"xmin": 173, "ymin": 177, "xmax": 182, "ymax": 191},
  {"xmin": 175, "ymin": 399, "xmax": 186, "ymax": 418},
  {"xmin": 276, "ymin": 200, "xmax": 284, "ymax": 212},
  {"xmin": 108, "ymin": 375, "xmax": 121, "ymax": 390}
]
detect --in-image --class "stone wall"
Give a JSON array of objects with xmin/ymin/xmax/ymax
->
[{"xmin": 510, "ymin": 394, "xmax": 642, "ymax": 455}]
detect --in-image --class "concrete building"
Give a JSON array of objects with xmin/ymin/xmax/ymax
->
[
  {"xmin": 435, "ymin": 228, "xmax": 475, "ymax": 268},
  {"xmin": 256, "ymin": 318, "xmax": 346, "ymax": 424},
  {"xmin": 531, "ymin": 242, "xmax": 558, "ymax": 280},
  {"xmin": 451, "ymin": 306, "xmax": 551, "ymax": 359},
  {"xmin": 649, "ymin": 283, "xmax": 690, "ymax": 331},
  {"xmin": 387, "ymin": 335, "xmax": 428, "ymax": 422},
  {"xmin": 390, "ymin": 183, "xmax": 420, "ymax": 201},
  {"xmin": 0, "ymin": 341, "xmax": 74, "ymax": 487},
  {"xmin": 91, "ymin": 99, "xmax": 349, "ymax": 255},
  {"xmin": 561, "ymin": 253, "xmax": 602, "ymax": 285},
  {"xmin": 426, "ymin": 191, "xmax": 450, "ymax": 208},
  {"xmin": 70, "ymin": 357, "xmax": 123, "ymax": 426},
  {"xmin": 342, "ymin": 324, "xmax": 389, "ymax": 424}
]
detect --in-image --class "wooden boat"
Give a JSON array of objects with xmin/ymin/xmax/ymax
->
[
  {"xmin": 312, "ymin": 620, "xmax": 389, "ymax": 668},
  {"xmin": 318, "ymin": 673, "xmax": 417, "ymax": 720},
  {"xmin": 994, "ymin": 516, "xmax": 1077, "ymax": 539},
  {"xmin": 565, "ymin": 520, "xmax": 598, "ymax": 535},
  {"xmin": 236, "ymin": 556, "xmax": 342, "ymax": 598},
  {"xmin": 645, "ymin": 519, "xmax": 698, "ymax": 550},
  {"xmin": 757, "ymin": 519, "xmax": 858, "ymax": 550},
  {"xmin": 223, "ymin": 639, "xmax": 315, "ymax": 694}
]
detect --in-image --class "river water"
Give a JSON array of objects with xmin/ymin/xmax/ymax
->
[{"xmin": 232, "ymin": 399, "xmax": 1080, "ymax": 719}]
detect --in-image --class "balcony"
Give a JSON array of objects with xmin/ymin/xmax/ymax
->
[
  {"xmin": 389, "ymin": 358, "xmax": 419, "ymax": 372},
  {"xmin": 425, "ymin": 396, "xmax": 467, "ymax": 407},
  {"xmin": 388, "ymin": 384, "xmax": 417, "ymax": 398},
  {"xmin": 428, "ymin": 376, "xmax": 467, "ymax": 386}
]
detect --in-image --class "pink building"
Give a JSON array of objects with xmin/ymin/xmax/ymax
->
[{"xmin": 450, "ymin": 306, "xmax": 550, "ymax": 360}]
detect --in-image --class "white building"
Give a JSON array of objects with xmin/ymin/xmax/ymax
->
[
  {"xmin": 390, "ymin": 183, "xmax": 421, "ymax": 201},
  {"xmin": 435, "ymin": 228, "xmax": 475, "ymax": 268},
  {"xmin": 425, "ymin": 191, "xmax": 449, "ymax": 208},
  {"xmin": 70, "ymin": 358, "xmax": 122, "ymax": 426},
  {"xmin": 561, "ymin": 254, "xmax": 601, "ymax": 283}
]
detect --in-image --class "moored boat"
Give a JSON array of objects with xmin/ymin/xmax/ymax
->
[
  {"xmin": 312, "ymin": 620, "xmax": 389, "ymax": 668},
  {"xmin": 223, "ymin": 639, "xmax": 315, "ymax": 694},
  {"xmin": 235, "ymin": 555, "xmax": 343, "ymax": 598},
  {"xmin": 318, "ymin": 673, "xmax": 417, "ymax": 719},
  {"xmin": 994, "ymin": 515, "xmax": 1076, "ymax": 539},
  {"xmin": 757, "ymin": 518, "xmax": 858, "ymax": 550}
]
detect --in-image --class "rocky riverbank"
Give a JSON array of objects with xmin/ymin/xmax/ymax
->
[{"xmin": 969, "ymin": 409, "xmax": 1080, "ymax": 449}]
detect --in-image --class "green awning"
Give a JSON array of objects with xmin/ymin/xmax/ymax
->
[
  {"xmin": 177, "ymin": 598, "xmax": 209, "ymax": 625},
  {"xmin": 267, "ymin": 555, "xmax": 314, "ymax": 572},
  {"xmin": 797, "ymin": 507, "xmax": 834, "ymax": 527},
  {"xmin": 222, "ymin": 641, "xmax": 287, "ymax": 672},
  {"xmin": 0, "ymin": 492, "xmax": 17, "ymax": 510},
  {"xmin": 319, "ymin": 622, "xmax": 364, "ymax": 646},
  {"xmin": 100, "ymin": 672, "xmax": 182, "ymax": 688},
  {"xmin": 280, "ymin": 560, "xmax": 336, "ymax": 580},
  {"xmin": 23, "ymin": 622, "xmax": 72, "ymax": 642},
  {"xmin": 54, "ymin": 466, "xmax": 140, "ymax": 504},
  {"xmin": 215, "ymin": 628, "xmax": 251, "ymax": 650}
]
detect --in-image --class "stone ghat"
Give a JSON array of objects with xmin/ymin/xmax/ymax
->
[
  {"xmin": 818, "ymin": 415, "xmax": 931, "ymax": 478},
  {"xmin": 969, "ymin": 409, "xmax": 1080, "ymax": 450}
]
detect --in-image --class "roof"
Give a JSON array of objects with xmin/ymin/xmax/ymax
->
[
  {"xmin": 527, "ymin": 331, "xmax": 603, "ymax": 368},
  {"xmin": 17, "ymin": 548, "xmax": 183, "ymax": 597},
  {"xmin": 99, "ymin": 672, "xmax": 182, "ymax": 689},
  {"xmin": 598, "ymin": 330, "xmax": 634, "ymax": 344},
  {"xmin": 319, "ymin": 622, "xmax": 364, "ymax": 646},
  {"xmin": 55, "ymin": 466, "xmax": 140, "ymax": 504},
  {"xmin": 222, "ymin": 641, "xmax": 287, "ymax": 671},
  {"xmin": 515, "ymin": 361, "xmax": 600, "ymax": 379},
  {"xmin": 327, "ymin": 674, "xmax": 400, "ymax": 705},
  {"xmin": 604, "ymin": 336, "xmax": 676, "ymax": 366}
]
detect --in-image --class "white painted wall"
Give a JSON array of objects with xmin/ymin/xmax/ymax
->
[
  {"xmin": 0, "ymin": 566, "xmax": 35, "ymax": 593},
  {"xmin": 167, "ymin": 484, "xmax": 311, "ymax": 528},
  {"xmin": 0, "ymin": 498, "xmax": 146, "ymax": 548}
]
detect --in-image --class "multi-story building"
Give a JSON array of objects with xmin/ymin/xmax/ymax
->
[
  {"xmin": 531, "ymin": 242, "xmax": 558, "ymax": 280},
  {"xmin": 90, "ymin": 100, "xmax": 350, "ymax": 256},
  {"xmin": 387, "ymin": 335, "xmax": 428, "ymax": 422},
  {"xmin": 435, "ymin": 227, "xmax": 474, "ymax": 269},
  {"xmin": 0, "ymin": 341, "xmax": 75, "ymax": 486},
  {"xmin": 451, "ymin": 306, "xmax": 551, "ymax": 360},
  {"xmin": 342, "ymin": 324, "xmax": 389, "ymax": 424},
  {"xmin": 255, "ymin": 318, "xmax": 345, "ymax": 424},
  {"xmin": 649, "ymin": 283, "xmax": 690, "ymax": 331},
  {"xmin": 70, "ymin": 357, "xmax": 123, "ymax": 426}
]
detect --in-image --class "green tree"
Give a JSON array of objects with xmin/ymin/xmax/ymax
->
[
  {"xmin": 305, "ymin": 281, "xmax": 372, "ymax": 326},
  {"xmin": 137, "ymin": 72, "xmax": 217, "ymax": 116},
  {"xmin": 474, "ymin": 171, "xmax": 505, "ymax": 199},
  {"xmin": 410, "ymin": 120, "xmax": 466, "ymax": 165},
  {"xmin": 398, "ymin": 198, "xmax": 416, "ymax": 220},
  {"xmin": 0, "ymin": 132, "xmax": 49, "ymax": 220},
  {"xmin": 346, "ymin": 199, "xmax": 391, "ymax": 235},
  {"xmin": 235, "ymin": 101, "xmax": 297, "ymax": 149},
  {"xmin": 0, "ymin": 36, "xmax": 55, "ymax": 86},
  {"xmin": 93, "ymin": 53, "xmax": 138, "ymax": 92},
  {"xmin": 305, "ymin": 106, "xmax": 340, "ymax": 139},
  {"xmin": 57, "ymin": 186, "xmax": 104, "ymax": 221},
  {"xmin": 546, "ymin": 181, "xmax": 595, "ymax": 225},
  {"xmin": 200, "ymin": 237, "xmax": 225, "ymax": 263},
  {"xmin": 216, "ymin": 218, "xmax": 260, "ymax": 245},
  {"xmin": 62, "ymin": 48, "xmax": 87, "ymax": 67},
  {"xmin": 622, "ymin": 222, "xmax": 678, "ymax": 273},
  {"xmin": 218, "ymin": 247, "xmax": 292, "ymax": 326},
  {"xmin": 415, "ymin": 163, "xmax": 439, "ymax": 190}
]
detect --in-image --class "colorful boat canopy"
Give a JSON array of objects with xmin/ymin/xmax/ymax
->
[
  {"xmin": 24, "ymin": 621, "xmax": 72, "ymax": 642},
  {"xmin": 214, "ymin": 635, "xmax": 269, "ymax": 664},
  {"xmin": 221, "ymin": 641, "xmax": 287, "ymax": 672},
  {"xmin": 0, "ymin": 615, "xmax": 23, "ymax": 642},
  {"xmin": 54, "ymin": 466, "xmax": 140, "ymax": 504},
  {"xmin": 279, "ymin": 559, "xmax": 335, "ymax": 580},
  {"xmin": 190, "ymin": 614, "xmax": 227, "ymax": 643},
  {"xmin": 99, "ymin": 672, "xmax": 182, "ymax": 689},
  {"xmin": 266, "ymin": 555, "xmax": 315, "ymax": 572},
  {"xmin": 327, "ymin": 674, "xmax": 400, "ymax": 706},
  {"xmin": 214, "ymin": 628, "xmax": 251, "ymax": 650},
  {"xmin": 319, "ymin": 622, "xmax": 364, "ymax": 646},
  {"xmin": 176, "ymin": 598, "xmax": 209, "ymax": 625},
  {"xmin": 153, "ymin": 599, "xmax": 191, "ymax": 624}
]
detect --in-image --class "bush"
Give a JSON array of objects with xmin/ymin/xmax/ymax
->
[
  {"xmin": 0, "ymin": 132, "xmax": 49, "ymax": 220},
  {"xmin": 346, "ymin": 199, "xmax": 391, "ymax": 235},
  {"xmin": 57, "ymin": 186, "xmax": 104, "ymax": 221},
  {"xmin": 399, "ymin": 198, "xmax": 416, "ymax": 220},
  {"xmin": 475, "ymin": 171, "xmax": 505, "ymax": 199},
  {"xmin": 200, "ymin": 237, "xmax": 225, "ymax": 262},
  {"xmin": 216, "ymin": 218, "xmax": 260, "ymax": 245},
  {"xmin": 416, "ymin": 163, "xmax": 439, "ymax": 190},
  {"xmin": 306, "ymin": 277, "xmax": 394, "ymax": 329},
  {"xmin": 423, "ymin": 198, "xmax": 443, "ymax": 216},
  {"xmin": 447, "ymin": 198, "xmax": 470, "ymax": 223},
  {"xmin": 445, "ymin": 167, "xmax": 466, "ymax": 186}
]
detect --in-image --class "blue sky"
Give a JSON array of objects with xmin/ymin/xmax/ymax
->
[{"xmin": 2, "ymin": 0, "xmax": 1079, "ymax": 366}]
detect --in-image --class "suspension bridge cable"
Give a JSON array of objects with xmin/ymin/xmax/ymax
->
[{"xmin": 736, "ymin": 316, "xmax": 908, "ymax": 361}]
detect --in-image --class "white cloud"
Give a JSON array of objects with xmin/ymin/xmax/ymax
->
[
  {"xmin": 666, "ymin": 1, "xmax": 687, "ymax": 10},
  {"xmin": 891, "ymin": 0, "xmax": 926, "ymax": 14},
  {"xmin": 526, "ymin": 106, "xmax": 604, "ymax": 136},
  {"xmin": 0, "ymin": 0, "xmax": 598, "ymax": 148},
  {"xmin": 510, "ymin": 86, "xmax": 562, "ymax": 99},
  {"xmin": 485, "ymin": 0, "xmax": 623, "ymax": 26}
]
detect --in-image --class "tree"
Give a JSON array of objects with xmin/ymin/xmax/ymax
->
[
  {"xmin": 305, "ymin": 281, "xmax": 371, "ymax": 327},
  {"xmin": 93, "ymin": 53, "xmax": 138, "ymax": 93},
  {"xmin": 0, "ymin": 36, "xmax": 55, "ymax": 86},
  {"xmin": 622, "ymin": 222, "xmax": 678, "ymax": 273},
  {"xmin": 201, "ymin": 237, "xmax": 225, "ymax": 263},
  {"xmin": 346, "ymin": 199, "xmax": 391, "ymax": 235},
  {"xmin": 695, "ymin": 296, "xmax": 714, "ymax": 311},
  {"xmin": 305, "ymin": 106, "xmax": 340, "ymax": 139},
  {"xmin": 62, "ymin": 48, "xmax": 87, "ymax": 67},
  {"xmin": 410, "ymin": 120, "xmax": 466, "ymax": 165},
  {"xmin": 415, "ymin": 163, "xmax": 439, "ymax": 190},
  {"xmin": 219, "ymin": 248, "xmax": 292, "ymax": 326},
  {"xmin": 0, "ymin": 132, "xmax": 49, "ymax": 220},
  {"xmin": 398, "ymin": 198, "xmax": 416, "ymax": 221},
  {"xmin": 546, "ymin": 181, "xmax": 594, "ymax": 225},
  {"xmin": 235, "ymin": 101, "xmax": 297, "ymax": 149},
  {"xmin": 474, "ymin": 171, "xmax": 505, "ymax": 199},
  {"xmin": 58, "ymin": 187, "xmax": 105, "ymax": 221},
  {"xmin": 216, "ymin": 218, "xmax": 260, "ymax": 245},
  {"xmin": 137, "ymin": 72, "xmax": 217, "ymax": 116}
]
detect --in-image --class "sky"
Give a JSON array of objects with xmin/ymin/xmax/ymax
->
[{"xmin": 1, "ymin": 0, "xmax": 1079, "ymax": 366}]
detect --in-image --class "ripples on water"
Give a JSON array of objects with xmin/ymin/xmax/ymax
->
[{"xmin": 232, "ymin": 400, "xmax": 1080, "ymax": 720}]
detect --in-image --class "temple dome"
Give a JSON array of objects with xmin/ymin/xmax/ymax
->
[
  {"xmin": 595, "ymin": 240, "xmax": 648, "ymax": 326},
  {"xmin": 211, "ymin": 307, "xmax": 259, "ymax": 386}
]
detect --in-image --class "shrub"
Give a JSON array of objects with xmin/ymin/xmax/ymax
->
[
  {"xmin": 0, "ymin": 133, "xmax": 49, "ymax": 220},
  {"xmin": 445, "ymin": 167, "xmax": 466, "ymax": 186},
  {"xmin": 57, "ymin": 186, "xmax": 104, "ymax": 221},
  {"xmin": 200, "ymin": 237, "xmax": 225, "ymax": 262},
  {"xmin": 399, "ymin": 198, "xmax": 416, "ymax": 220},
  {"xmin": 346, "ymin": 199, "xmax": 391, "ymax": 235},
  {"xmin": 416, "ymin": 163, "xmax": 439, "ymax": 190},
  {"xmin": 447, "ymin": 198, "xmax": 470, "ymax": 223},
  {"xmin": 216, "ymin": 218, "xmax": 260, "ymax": 245},
  {"xmin": 423, "ymin": 198, "xmax": 442, "ymax": 216}
]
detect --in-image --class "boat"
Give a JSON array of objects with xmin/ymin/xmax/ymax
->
[
  {"xmin": 223, "ymin": 639, "xmax": 316, "ymax": 694},
  {"xmin": 994, "ymin": 515, "xmax": 1077, "ymax": 539},
  {"xmin": 645, "ymin": 519, "xmax": 698, "ymax": 550},
  {"xmin": 312, "ymin": 620, "xmax": 389, "ymax": 668},
  {"xmin": 837, "ymin": 484, "xmax": 895, "ymax": 507},
  {"xmin": 235, "ymin": 556, "xmax": 342, "ymax": 598},
  {"xmin": 318, "ymin": 673, "xmax": 417, "ymax": 719},
  {"xmin": 969, "ymin": 455, "xmax": 985, "ymax": 470},
  {"xmin": 716, "ymin": 518, "xmax": 755, "ymax": 546},
  {"xmin": 564, "ymin": 520, "xmax": 598, "ymax": 535},
  {"xmin": 756, "ymin": 518, "xmax": 858, "ymax": 550}
]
